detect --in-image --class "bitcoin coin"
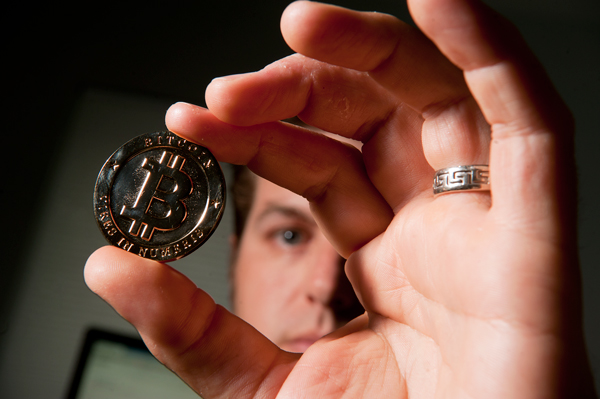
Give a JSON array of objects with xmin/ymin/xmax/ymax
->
[{"xmin": 94, "ymin": 131, "xmax": 226, "ymax": 261}]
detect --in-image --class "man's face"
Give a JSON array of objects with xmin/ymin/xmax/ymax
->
[{"xmin": 232, "ymin": 177, "xmax": 360, "ymax": 352}]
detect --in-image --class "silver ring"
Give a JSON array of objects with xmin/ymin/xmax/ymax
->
[{"xmin": 433, "ymin": 165, "xmax": 490, "ymax": 196}]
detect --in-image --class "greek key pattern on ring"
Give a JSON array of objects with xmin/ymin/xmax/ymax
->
[{"xmin": 433, "ymin": 165, "xmax": 490, "ymax": 195}]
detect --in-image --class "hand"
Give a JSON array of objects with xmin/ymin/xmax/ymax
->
[{"xmin": 85, "ymin": 0, "xmax": 597, "ymax": 398}]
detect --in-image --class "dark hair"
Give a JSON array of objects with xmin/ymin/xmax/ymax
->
[{"xmin": 231, "ymin": 165, "xmax": 256, "ymax": 238}]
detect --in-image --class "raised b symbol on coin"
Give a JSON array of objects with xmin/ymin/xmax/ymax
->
[{"xmin": 120, "ymin": 151, "xmax": 192, "ymax": 240}]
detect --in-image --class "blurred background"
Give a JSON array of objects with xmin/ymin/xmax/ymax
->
[{"xmin": 3, "ymin": 0, "xmax": 599, "ymax": 397}]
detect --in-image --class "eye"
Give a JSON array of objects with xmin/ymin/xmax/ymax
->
[
  {"xmin": 279, "ymin": 229, "xmax": 303, "ymax": 245},
  {"xmin": 272, "ymin": 228, "xmax": 309, "ymax": 247}
]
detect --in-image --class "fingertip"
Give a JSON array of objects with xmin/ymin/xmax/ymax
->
[
  {"xmin": 206, "ymin": 71, "xmax": 288, "ymax": 126},
  {"xmin": 281, "ymin": 0, "xmax": 312, "ymax": 21},
  {"xmin": 84, "ymin": 245, "xmax": 207, "ymax": 331},
  {"xmin": 205, "ymin": 77, "xmax": 236, "ymax": 124},
  {"xmin": 165, "ymin": 101, "xmax": 189, "ymax": 121},
  {"xmin": 206, "ymin": 60, "xmax": 308, "ymax": 126},
  {"xmin": 282, "ymin": 1, "xmax": 401, "ymax": 72},
  {"xmin": 165, "ymin": 101, "xmax": 187, "ymax": 130},
  {"xmin": 166, "ymin": 103, "xmax": 229, "ymax": 147},
  {"xmin": 84, "ymin": 245, "xmax": 166, "ymax": 305},
  {"xmin": 407, "ymin": 0, "xmax": 517, "ymax": 70},
  {"xmin": 280, "ymin": 0, "xmax": 312, "ymax": 47},
  {"xmin": 281, "ymin": 1, "xmax": 341, "ymax": 59},
  {"xmin": 165, "ymin": 102, "xmax": 205, "ymax": 133},
  {"xmin": 84, "ymin": 245, "xmax": 127, "ymax": 294}
]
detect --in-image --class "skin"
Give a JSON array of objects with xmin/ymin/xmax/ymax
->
[
  {"xmin": 231, "ymin": 176, "xmax": 344, "ymax": 353},
  {"xmin": 85, "ymin": 0, "xmax": 597, "ymax": 398}
]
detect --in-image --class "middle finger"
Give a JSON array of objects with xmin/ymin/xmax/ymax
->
[{"xmin": 205, "ymin": 54, "xmax": 434, "ymax": 209}]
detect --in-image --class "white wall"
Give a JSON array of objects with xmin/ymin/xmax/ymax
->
[{"xmin": 0, "ymin": 89, "xmax": 233, "ymax": 399}]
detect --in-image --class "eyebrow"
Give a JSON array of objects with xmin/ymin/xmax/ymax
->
[{"xmin": 255, "ymin": 203, "xmax": 316, "ymax": 226}]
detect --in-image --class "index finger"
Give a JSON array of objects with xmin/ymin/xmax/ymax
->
[{"xmin": 166, "ymin": 104, "xmax": 394, "ymax": 257}]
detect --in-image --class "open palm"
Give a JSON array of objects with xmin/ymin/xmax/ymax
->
[{"xmin": 85, "ymin": 0, "xmax": 595, "ymax": 398}]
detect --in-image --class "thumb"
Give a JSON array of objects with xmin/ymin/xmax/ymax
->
[{"xmin": 85, "ymin": 246, "xmax": 298, "ymax": 399}]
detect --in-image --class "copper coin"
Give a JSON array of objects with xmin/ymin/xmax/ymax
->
[{"xmin": 94, "ymin": 131, "xmax": 225, "ymax": 261}]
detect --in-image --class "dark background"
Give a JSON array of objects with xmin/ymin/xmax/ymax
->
[{"xmin": 4, "ymin": 0, "xmax": 600, "ymax": 393}]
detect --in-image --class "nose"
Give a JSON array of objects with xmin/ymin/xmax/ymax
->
[
  {"xmin": 304, "ymin": 236, "xmax": 365, "ymax": 325},
  {"xmin": 303, "ymin": 235, "xmax": 365, "ymax": 326},
  {"xmin": 305, "ymin": 238, "xmax": 341, "ymax": 306}
]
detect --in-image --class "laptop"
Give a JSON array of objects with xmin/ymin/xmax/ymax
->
[{"xmin": 67, "ymin": 328, "xmax": 199, "ymax": 399}]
